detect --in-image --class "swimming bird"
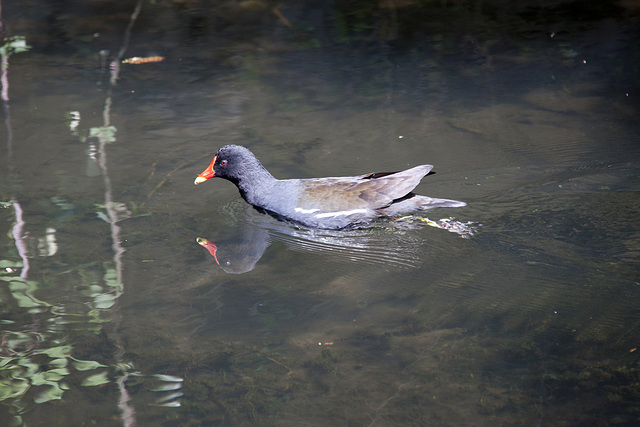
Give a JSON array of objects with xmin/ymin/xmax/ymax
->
[{"xmin": 194, "ymin": 145, "xmax": 465, "ymax": 229}]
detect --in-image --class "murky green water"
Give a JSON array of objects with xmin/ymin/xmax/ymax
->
[{"xmin": 1, "ymin": 0, "xmax": 639, "ymax": 425}]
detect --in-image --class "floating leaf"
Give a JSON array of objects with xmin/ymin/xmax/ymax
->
[
  {"xmin": 81, "ymin": 371, "xmax": 109, "ymax": 386},
  {"xmin": 122, "ymin": 56, "xmax": 164, "ymax": 64},
  {"xmin": 71, "ymin": 358, "xmax": 107, "ymax": 371}
]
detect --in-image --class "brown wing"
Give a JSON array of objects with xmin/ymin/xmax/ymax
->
[{"xmin": 296, "ymin": 165, "xmax": 433, "ymax": 213}]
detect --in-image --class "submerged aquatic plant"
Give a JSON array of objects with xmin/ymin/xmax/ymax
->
[{"xmin": 0, "ymin": 36, "xmax": 30, "ymax": 58}]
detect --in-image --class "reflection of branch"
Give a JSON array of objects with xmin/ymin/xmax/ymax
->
[
  {"xmin": 145, "ymin": 160, "xmax": 190, "ymax": 203},
  {"xmin": 110, "ymin": 0, "xmax": 144, "ymax": 86},
  {"xmin": 368, "ymin": 382, "xmax": 409, "ymax": 427},
  {"xmin": 96, "ymin": 0, "xmax": 144, "ymax": 292},
  {"xmin": 272, "ymin": 7, "xmax": 294, "ymax": 29},
  {"xmin": 11, "ymin": 200, "xmax": 29, "ymax": 279},
  {"xmin": 267, "ymin": 357, "xmax": 294, "ymax": 376},
  {"xmin": 97, "ymin": 1, "xmax": 145, "ymax": 426},
  {"xmin": 1, "ymin": 54, "xmax": 8, "ymax": 102},
  {"xmin": 1, "ymin": 20, "xmax": 30, "ymax": 280},
  {"xmin": 143, "ymin": 152, "xmax": 211, "ymax": 206},
  {"xmin": 96, "ymin": 134, "xmax": 126, "ymax": 291}
]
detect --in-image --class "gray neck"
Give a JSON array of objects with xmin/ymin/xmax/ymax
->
[{"xmin": 234, "ymin": 162, "xmax": 278, "ymax": 206}]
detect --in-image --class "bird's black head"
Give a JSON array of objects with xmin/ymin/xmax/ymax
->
[{"xmin": 194, "ymin": 145, "xmax": 269, "ymax": 187}]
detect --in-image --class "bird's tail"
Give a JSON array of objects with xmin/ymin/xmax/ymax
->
[{"xmin": 381, "ymin": 194, "xmax": 466, "ymax": 216}]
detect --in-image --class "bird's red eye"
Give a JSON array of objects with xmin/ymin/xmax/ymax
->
[{"xmin": 220, "ymin": 159, "xmax": 227, "ymax": 166}]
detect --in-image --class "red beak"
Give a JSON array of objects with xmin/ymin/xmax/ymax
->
[
  {"xmin": 196, "ymin": 237, "xmax": 220, "ymax": 265},
  {"xmin": 194, "ymin": 156, "xmax": 216, "ymax": 185}
]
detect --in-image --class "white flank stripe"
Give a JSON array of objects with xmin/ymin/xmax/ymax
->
[
  {"xmin": 315, "ymin": 209, "xmax": 368, "ymax": 218},
  {"xmin": 295, "ymin": 207, "xmax": 320, "ymax": 214}
]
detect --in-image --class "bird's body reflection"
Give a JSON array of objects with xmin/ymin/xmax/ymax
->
[{"xmin": 198, "ymin": 200, "xmax": 475, "ymax": 274}]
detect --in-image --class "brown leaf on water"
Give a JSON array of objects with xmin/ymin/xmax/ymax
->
[{"xmin": 122, "ymin": 56, "xmax": 165, "ymax": 64}]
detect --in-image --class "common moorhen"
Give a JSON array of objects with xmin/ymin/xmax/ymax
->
[{"xmin": 194, "ymin": 145, "xmax": 465, "ymax": 229}]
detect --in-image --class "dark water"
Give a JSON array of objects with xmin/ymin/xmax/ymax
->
[{"xmin": 1, "ymin": 0, "xmax": 639, "ymax": 425}]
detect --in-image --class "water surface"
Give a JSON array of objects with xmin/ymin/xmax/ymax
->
[{"xmin": 1, "ymin": 0, "xmax": 639, "ymax": 425}]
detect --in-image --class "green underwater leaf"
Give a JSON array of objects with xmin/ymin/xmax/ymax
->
[
  {"xmin": 33, "ymin": 383, "xmax": 64, "ymax": 403},
  {"xmin": 89, "ymin": 126, "xmax": 117, "ymax": 143},
  {"xmin": 49, "ymin": 358, "xmax": 68, "ymax": 368},
  {"xmin": 81, "ymin": 371, "xmax": 109, "ymax": 386},
  {"xmin": 0, "ymin": 357, "xmax": 16, "ymax": 368},
  {"xmin": 43, "ymin": 368, "xmax": 70, "ymax": 381},
  {"xmin": 29, "ymin": 372, "xmax": 49, "ymax": 386},
  {"xmin": 0, "ymin": 378, "xmax": 29, "ymax": 400},
  {"xmin": 11, "ymin": 291, "xmax": 51, "ymax": 308},
  {"xmin": 71, "ymin": 358, "xmax": 108, "ymax": 371},
  {"xmin": 153, "ymin": 374, "xmax": 183, "ymax": 382},
  {"xmin": 154, "ymin": 392, "xmax": 183, "ymax": 403},
  {"xmin": 155, "ymin": 400, "xmax": 181, "ymax": 407},
  {"xmin": 0, "ymin": 260, "xmax": 23, "ymax": 268},
  {"xmin": 0, "ymin": 36, "xmax": 31, "ymax": 56},
  {"xmin": 93, "ymin": 293, "xmax": 116, "ymax": 309},
  {"xmin": 149, "ymin": 382, "xmax": 182, "ymax": 392},
  {"xmin": 38, "ymin": 346, "xmax": 72, "ymax": 358}
]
